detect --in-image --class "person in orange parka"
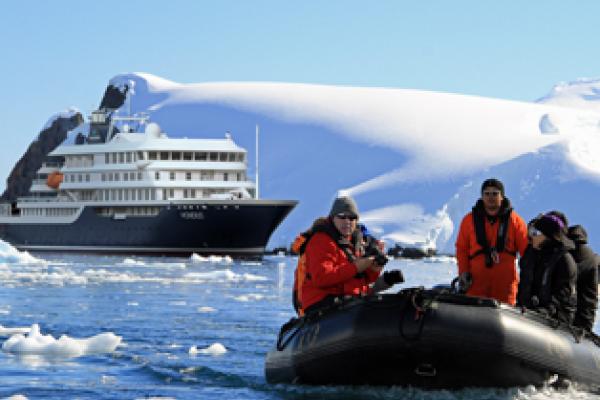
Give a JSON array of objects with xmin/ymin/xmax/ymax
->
[
  {"xmin": 300, "ymin": 196, "xmax": 385, "ymax": 314},
  {"xmin": 455, "ymin": 178, "xmax": 529, "ymax": 305}
]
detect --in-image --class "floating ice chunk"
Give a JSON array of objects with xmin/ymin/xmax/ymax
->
[
  {"xmin": 183, "ymin": 269, "xmax": 267, "ymax": 283},
  {"xmin": 4, "ymin": 395, "xmax": 28, "ymax": 400},
  {"xmin": 0, "ymin": 240, "xmax": 47, "ymax": 265},
  {"xmin": 189, "ymin": 343, "xmax": 227, "ymax": 356},
  {"xmin": 0, "ymin": 325, "xmax": 31, "ymax": 337},
  {"xmin": 234, "ymin": 294, "xmax": 265, "ymax": 302},
  {"xmin": 190, "ymin": 254, "xmax": 234, "ymax": 264},
  {"xmin": 2, "ymin": 324, "xmax": 122, "ymax": 358},
  {"xmin": 197, "ymin": 306, "xmax": 217, "ymax": 313},
  {"xmin": 119, "ymin": 258, "xmax": 146, "ymax": 266}
]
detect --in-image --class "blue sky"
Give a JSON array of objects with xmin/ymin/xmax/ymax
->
[{"xmin": 1, "ymin": 1, "xmax": 600, "ymax": 187}]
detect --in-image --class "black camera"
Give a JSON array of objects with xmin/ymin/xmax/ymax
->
[{"xmin": 364, "ymin": 239, "xmax": 389, "ymax": 266}]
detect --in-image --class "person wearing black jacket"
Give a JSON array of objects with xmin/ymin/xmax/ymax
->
[
  {"xmin": 568, "ymin": 225, "xmax": 599, "ymax": 331},
  {"xmin": 517, "ymin": 213, "xmax": 577, "ymax": 325}
]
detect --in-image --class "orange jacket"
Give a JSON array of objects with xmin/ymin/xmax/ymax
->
[
  {"xmin": 301, "ymin": 231, "xmax": 380, "ymax": 311},
  {"xmin": 455, "ymin": 203, "xmax": 528, "ymax": 305}
]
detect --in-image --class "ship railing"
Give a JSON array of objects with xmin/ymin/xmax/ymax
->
[
  {"xmin": 16, "ymin": 196, "xmax": 74, "ymax": 203},
  {"xmin": 42, "ymin": 162, "xmax": 63, "ymax": 168}
]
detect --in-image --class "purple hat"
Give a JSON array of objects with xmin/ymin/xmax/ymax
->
[{"xmin": 534, "ymin": 213, "xmax": 565, "ymax": 239}]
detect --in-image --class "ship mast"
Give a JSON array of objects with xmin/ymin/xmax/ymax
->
[{"xmin": 255, "ymin": 124, "xmax": 259, "ymax": 199}]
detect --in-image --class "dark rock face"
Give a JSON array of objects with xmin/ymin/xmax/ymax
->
[
  {"xmin": 1, "ymin": 113, "xmax": 84, "ymax": 201},
  {"xmin": 99, "ymin": 84, "xmax": 127, "ymax": 110}
]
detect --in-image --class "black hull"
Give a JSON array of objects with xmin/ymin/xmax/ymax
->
[
  {"xmin": 265, "ymin": 289, "xmax": 600, "ymax": 389},
  {"xmin": 0, "ymin": 200, "xmax": 296, "ymax": 256}
]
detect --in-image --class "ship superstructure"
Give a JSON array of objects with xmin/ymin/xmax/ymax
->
[{"xmin": 0, "ymin": 111, "xmax": 296, "ymax": 255}]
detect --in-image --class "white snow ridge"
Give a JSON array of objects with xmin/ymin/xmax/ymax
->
[{"xmin": 84, "ymin": 73, "xmax": 600, "ymax": 252}]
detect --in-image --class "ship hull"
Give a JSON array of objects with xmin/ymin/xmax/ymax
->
[{"xmin": 0, "ymin": 200, "xmax": 296, "ymax": 256}]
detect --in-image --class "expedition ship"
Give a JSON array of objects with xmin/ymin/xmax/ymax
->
[{"xmin": 0, "ymin": 110, "xmax": 296, "ymax": 256}]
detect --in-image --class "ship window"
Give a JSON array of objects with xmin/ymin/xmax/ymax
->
[
  {"xmin": 169, "ymin": 189, "xmax": 174, "ymax": 198},
  {"xmin": 118, "ymin": 153, "xmax": 124, "ymax": 163},
  {"xmin": 237, "ymin": 153, "xmax": 244, "ymax": 162},
  {"xmin": 160, "ymin": 152, "xmax": 169, "ymax": 160},
  {"xmin": 170, "ymin": 172, "xmax": 175, "ymax": 180},
  {"xmin": 172, "ymin": 152, "xmax": 181, "ymax": 160},
  {"xmin": 101, "ymin": 173, "xmax": 106, "ymax": 182},
  {"xmin": 126, "ymin": 152, "xmax": 132, "ymax": 163},
  {"xmin": 224, "ymin": 173, "xmax": 228, "ymax": 181},
  {"xmin": 183, "ymin": 152, "xmax": 192, "ymax": 161},
  {"xmin": 219, "ymin": 152, "xmax": 227, "ymax": 161},
  {"xmin": 78, "ymin": 174, "xmax": 83, "ymax": 182},
  {"xmin": 183, "ymin": 189, "xmax": 188, "ymax": 198},
  {"xmin": 112, "ymin": 153, "xmax": 117, "ymax": 163},
  {"xmin": 105, "ymin": 154, "xmax": 110, "ymax": 164},
  {"xmin": 86, "ymin": 174, "xmax": 90, "ymax": 182},
  {"xmin": 162, "ymin": 189, "xmax": 167, "ymax": 200},
  {"xmin": 149, "ymin": 151, "xmax": 157, "ymax": 160},
  {"xmin": 151, "ymin": 190, "xmax": 156, "ymax": 200},
  {"xmin": 130, "ymin": 172, "xmax": 135, "ymax": 180},
  {"xmin": 115, "ymin": 173, "xmax": 120, "ymax": 181},
  {"xmin": 124, "ymin": 190, "xmax": 129, "ymax": 201},
  {"xmin": 138, "ymin": 151, "xmax": 145, "ymax": 160},
  {"xmin": 228, "ymin": 153, "xmax": 236, "ymax": 162},
  {"xmin": 155, "ymin": 172, "xmax": 160, "ymax": 180},
  {"xmin": 191, "ymin": 189, "xmax": 196, "ymax": 199},
  {"xmin": 137, "ymin": 172, "xmax": 142, "ymax": 180},
  {"xmin": 124, "ymin": 173, "xmax": 129, "ymax": 181},
  {"xmin": 118, "ymin": 190, "xmax": 123, "ymax": 201},
  {"xmin": 145, "ymin": 189, "xmax": 150, "ymax": 200},
  {"xmin": 209, "ymin": 152, "xmax": 218, "ymax": 161},
  {"xmin": 111, "ymin": 190, "xmax": 116, "ymax": 200},
  {"xmin": 186, "ymin": 172, "xmax": 191, "ymax": 181},
  {"xmin": 195, "ymin": 152, "xmax": 207, "ymax": 161},
  {"xmin": 132, "ymin": 190, "xmax": 136, "ymax": 201}
]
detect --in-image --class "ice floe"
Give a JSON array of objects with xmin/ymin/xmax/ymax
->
[
  {"xmin": 0, "ymin": 325, "xmax": 31, "ymax": 337},
  {"xmin": 190, "ymin": 253, "xmax": 233, "ymax": 264},
  {"xmin": 2, "ymin": 324, "xmax": 121, "ymax": 358},
  {"xmin": 233, "ymin": 293, "xmax": 265, "ymax": 302},
  {"xmin": 189, "ymin": 342, "xmax": 227, "ymax": 356}
]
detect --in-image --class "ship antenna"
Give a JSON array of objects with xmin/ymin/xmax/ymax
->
[{"xmin": 255, "ymin": 124, "xmax": 259, "ymax": 199}]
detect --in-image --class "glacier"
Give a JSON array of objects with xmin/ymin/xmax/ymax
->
[{"xmin": 60, "ymin": 73, "xmax": 600, "ymax": 253}]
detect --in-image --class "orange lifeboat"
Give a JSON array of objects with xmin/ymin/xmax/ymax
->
[{"xmin": 46, "ymin": 171, "xmax": 64, "ymax": 189}]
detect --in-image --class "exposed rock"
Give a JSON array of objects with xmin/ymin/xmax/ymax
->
[
  {"xmin": 1, "ymin": 113, "xmax": 83, "ymax": 201},
  {"xmin": 99, "ymin": 84, "xmax": 127, "ymax": 110}
]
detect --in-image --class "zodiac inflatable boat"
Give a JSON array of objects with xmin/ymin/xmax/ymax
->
[{"xmin": 265, "ymin": 287, "xmax": 600, "ymax": 389}]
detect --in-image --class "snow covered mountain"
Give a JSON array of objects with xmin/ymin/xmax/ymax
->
[{"xmin": 62, "ymin": 73, "xmax": 600, "ymax": 252}]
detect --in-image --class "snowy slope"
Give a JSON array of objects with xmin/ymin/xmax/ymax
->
[{"xmin": 74, "ymin": 73, "xmax": 600, "ymax": 252}]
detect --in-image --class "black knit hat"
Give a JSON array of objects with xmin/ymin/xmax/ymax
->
[
  {"xmin": 329, "ymin": 196, "xmax": 359, "ymax": 218},
  {"xmin": 534, "ymin": 213, "xmax": 565, "ymax": 240},
  {"xmin": 481, "ymin": 178, "xmax": 505, "ymax": 196}
]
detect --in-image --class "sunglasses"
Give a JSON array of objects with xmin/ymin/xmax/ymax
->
[
  {"xmin": 483, "ymin": 191, "xmax": 501, "ymax": 197},
  {"xmin": 528, "ymin": 227, "xmax": 543, "ymax": 237},
  {"xmin": 335, "ymin": 213, "xmax": 357, "ymax": 221}
]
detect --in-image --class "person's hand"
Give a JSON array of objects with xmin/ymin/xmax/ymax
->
[
  {"xmin": 457, "ymin": 272, "xmax": 473, "ymax": 293},
  {"xmin": 355, "ymin": 256, "xmax": 375, "ymax": 273},
  {"xmin": 383, "ymin": 270, "xmax": 404, "ymax": 285},
  {"xmin": 369, "ymin": 263, "xmax": 384, "ymax": 273}
]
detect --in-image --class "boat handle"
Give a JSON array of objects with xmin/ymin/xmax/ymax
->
[{"xmin": 414, "ymin": 363, "xmax": 437, "ymax": 377}]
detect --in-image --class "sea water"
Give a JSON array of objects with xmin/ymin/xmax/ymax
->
[{"xmin": 0, "ymin": 253, "xmax": 598, "ymax": 400}]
